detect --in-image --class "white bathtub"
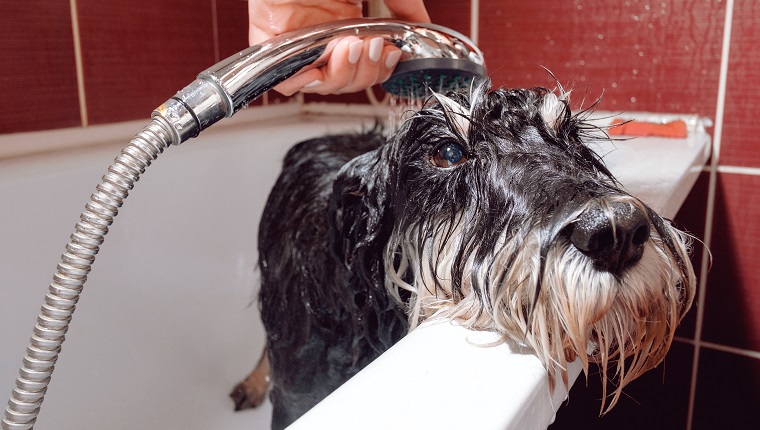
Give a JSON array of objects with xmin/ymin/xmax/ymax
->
[{"xmin": 0, "ymin": 104, "xmax": 710, "ymax": 429}]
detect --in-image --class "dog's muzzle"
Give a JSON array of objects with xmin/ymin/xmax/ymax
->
[{"xmin": 564, "ymin": 200, "xmax": 651, "ymax": 275}]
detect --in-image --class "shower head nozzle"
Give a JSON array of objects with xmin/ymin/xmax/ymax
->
[
  {"xmin": 381, "ymin": 57, "xmax": 487, "ymax": 98},
  {"xmin": 154, "ymin": 19, "xmax": 486, "ymax": 144},
  {"xmin": 378, "ymin": 22, "xmax": 487, "ymax": 98}
]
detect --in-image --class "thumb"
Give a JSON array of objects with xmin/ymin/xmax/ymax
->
[{"xmin": 383, "ymin": 0, "xmax": 431, "ymax": 23}]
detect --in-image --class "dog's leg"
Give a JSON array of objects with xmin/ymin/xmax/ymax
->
[{"xmin": 230, "ymin": 345, "xmax": 271, "ymax": 411}]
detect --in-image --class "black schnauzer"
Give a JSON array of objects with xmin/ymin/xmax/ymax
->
[{"xmin": 230, "ymin": 83, "xmax": 696, "ymax": 429}]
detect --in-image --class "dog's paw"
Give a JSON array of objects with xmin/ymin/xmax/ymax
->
[{"xmin": 230, "ymin": 381, "xmax": 267, "ymax": 411}]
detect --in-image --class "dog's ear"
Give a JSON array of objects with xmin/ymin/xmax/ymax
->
[
  {"xmin": 329, "ymin": 148, "xmax": 389, "ymax": 267},
  {"xmin": 539, "ymin": 90, "xmax": 571, "ymax": 132}
]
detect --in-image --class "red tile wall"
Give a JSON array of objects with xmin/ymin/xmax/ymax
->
[
  {"xmin": 2, "ymin": 1, "xmax": 760, "ymax": 428},
  {"xmin": 426, "ymin": 0, "xmax": 471, "ymax": 38},
  {"xmin": 703, "ymin": 173, "xmax": 760, "ymax": 351},
  {"xmin": 77, "ymin": 0, "xmax": 219, "ymax": 124},
  {"xmin": 215, "ymin": 0, "xmax": 250, "ymax": 60},
  {"xmin": 0, "ymin": 0, "xmax": 253, "ymax": 133},
  {"xmin": 478, "ymin": 0, "xmax": 725, "ymax": 117},
  {"xmin": 719, "ymin": 1, "xmax": 760, "ymax": 168},
  {"xmin": 0, "ymin": 1, "xmax": 81, "ymax": 133}
]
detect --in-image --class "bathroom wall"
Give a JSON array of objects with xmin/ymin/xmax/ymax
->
[{"xmin": 1, "ymin": 1, "xmax": 757, "ymax": 429}]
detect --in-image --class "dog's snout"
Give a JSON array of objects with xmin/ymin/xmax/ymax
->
[{"xmin": 566, "ymin": 201, "xmax": 651, "ymax": 274}]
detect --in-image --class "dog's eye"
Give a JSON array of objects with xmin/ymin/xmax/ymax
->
[{"xmin": 432, "ymin": 142, "xmax": 468, "ymax": 168}]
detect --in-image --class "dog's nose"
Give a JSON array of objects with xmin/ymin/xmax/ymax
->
[{"xmin": 566, "ymin": 201, "xmax": 651, "ymax": 274}]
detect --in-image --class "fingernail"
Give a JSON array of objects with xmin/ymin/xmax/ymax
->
[
  {"xmin": 385, "ymin": 50, "xmax": 402, "ymax": 69},
  {"xmin": 368, "ymin": 37, "xmax": 384, "ymax": 63},
  {"xmin": 303, "ymin": 80, "xmax": 323, "ymax": 88},
  {"xmin": 348, "ymin": 41, "xmax": 363, "ymax": 64}
]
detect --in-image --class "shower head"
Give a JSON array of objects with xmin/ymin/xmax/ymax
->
[
  {"xmin": 380, "ymin": 57, "xmax": 486, "ymax": 98},
  {"xmin": 153, "ymin": 19, "xmax": 486, "ymax": 145}
]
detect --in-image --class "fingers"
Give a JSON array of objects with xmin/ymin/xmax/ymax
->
[
  {"xmin": 272, "ymin": 68, "xmax": 324, "ymax": 96},
  {"xmin": 293, "ymin": 36, "xmax": 403, "ymax": 95},
  {"xmin": 247, "ymin": 0, "xmax": 431, "ymax": 96}
]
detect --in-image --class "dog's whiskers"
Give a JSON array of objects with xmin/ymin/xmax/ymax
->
[{"xmin": 383, "ymin": 193, "xmax": 693, "ymax": 411}]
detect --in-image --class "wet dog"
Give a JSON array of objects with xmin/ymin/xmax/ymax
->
[{"xmin": 230, "ymin": 83, "xmax": 696, "ymax": 429}]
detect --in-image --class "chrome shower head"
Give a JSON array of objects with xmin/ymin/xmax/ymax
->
[{"xmin": 153, "ymin": 19, "xmax": 486, "ymax": 145}]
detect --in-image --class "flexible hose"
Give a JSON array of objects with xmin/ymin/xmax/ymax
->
[{"xmin": 2, "ymin": 118, "xmax": 175, "ymax": 430}]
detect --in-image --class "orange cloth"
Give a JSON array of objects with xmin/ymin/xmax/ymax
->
[{"xmin": 608, "ymin": 118, "xmax": 688, "ymax": 138}]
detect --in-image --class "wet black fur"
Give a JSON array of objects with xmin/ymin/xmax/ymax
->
[{"xmin": 257, "ymin": 84, "xmax": 688, "ymax": 429}]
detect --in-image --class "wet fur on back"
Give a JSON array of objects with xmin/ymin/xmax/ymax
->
[{"xmin": 257, "ymin": 132, "xmax": 408, "ymax": 428}]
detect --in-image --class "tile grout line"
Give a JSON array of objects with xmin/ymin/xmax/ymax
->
[
  {"xmin": 470, "ymin": 0, "xmax": 480, "ymax": 45},
  {"xmin": 211, "ymin": 0, "xmax": 220, "ymax": 63},
  {"xmin": 675, "ymin": 337, "xmax": 760, "ymax": 361},
  {"xmin": 69, "ymin": 0, "xmax": 88, "ymax": 127},
  {"xmin": 211, "ymin": 1, "xmax": 268, "ymax": 105},
  {"xmin": 699, "ymin": 341, "xmax": 760, "ymax": 360},
  {"xmin": 686, "ymin": 1, "xmax": 734, "ymax": 429},
  {"xmin": 245, "ymin": 0, "xmax": 269, "ymax": 106},
  {"xmin": 710, "ymin": 164, "xmax": 760, "ymax": 175}
]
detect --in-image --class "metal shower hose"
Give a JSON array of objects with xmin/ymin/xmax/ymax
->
[{"xmin": 2, "ymin": 118, "xmax": 175, "ymax": 429}]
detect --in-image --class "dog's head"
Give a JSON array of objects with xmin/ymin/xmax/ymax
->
[{"xmin": 332, "ymin": 82, "xmax": 696, "ymax": 411}]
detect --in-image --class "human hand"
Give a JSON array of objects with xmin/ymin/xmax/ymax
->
[{"xmin": 248, "ymin": 0, "xmax": 430, "ymax": 96}]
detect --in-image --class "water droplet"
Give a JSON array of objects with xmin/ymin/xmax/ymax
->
[
  {"xmin": 612, "ymin": 82, "xmax": 618, "ymax": 88},
  {"xmin": 631, "ymin": 97, "xmax": 637, "ymax": 103},
  {"xmin": 632, "ymin": 69, "xmax": 639, "ymax": 75}
]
